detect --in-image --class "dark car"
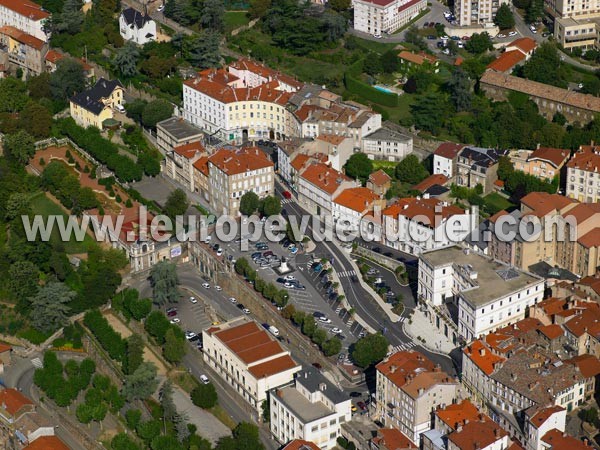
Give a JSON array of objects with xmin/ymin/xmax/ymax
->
[
  {"xmin": 236, "ymin": 303, "xmax": 245, "ymax": 310},
  {"xmin": 281, "ymin": 208, "xmax": 288, "ymax": 217},
  {"xmin": 372, "ymin": 247, "xmax": 382, "ymax": 253},
  {"xmin": 357, "ymin": 402, "xmax": 367, "ymax": 411},
  {"xmin": 349, "ymin": 392, "xmax": 362, "ymax": 398},
  {"xmin": 276, "ymin": 277, "xmax": 286, "ymax": 284},
  {"xmin": 167, "ymin": 310, "xmax": 177, "ymax": 317},
  {"xmin": 263, "ymin": 251, "xmax": 274, "ymax": 257},
  {"xmin": 251, "ymin": 252, "xmax": 262, "ymax": 259},
  {"xmin": 312, "ymin": 362, "xmax": 323, "ymax": 370},
  {"xmin": 350, "ymin": 275, "xmax": 359, "ymax": 283},
  {"xmin": 427, "ymin": 35, "xmax": 436, "ymax": 40},
  {"xmin": 212, "ymin": 243, "xmax": 220, "ymax": 251},
  {"xmin": 329, "ymin": 293, "xmax": 338, "ymax": 301},
  {"xmin": 323, "ymin": 281, "xmax": 332, "ymax": 289},
  {"xmin": 313, "ymin": 311, "xmax": 325, "ymax": 318}
]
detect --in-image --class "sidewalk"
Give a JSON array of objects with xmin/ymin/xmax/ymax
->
[{"xmin": 403, "ymin": 307, "xmax": 455, "ymax": 354}]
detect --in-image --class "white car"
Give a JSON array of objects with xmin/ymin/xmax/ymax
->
[
  {"xmin": 229, "ymin": 297, "xmax": 237, "ymax": 303},
  {"xmin": 216, "ymin": 249, "xmax": 223, "ymax": 256},
  {"xmin": 215, "ymin": 285, "xmax": 222, "ymax": 291},
  {"xmin": 242, "ymin": 308, "xmax": 251, "ymax": 314},
  {"xmin": 200, "ymin": 374, "xmax": 210, "ymax": 384},
  {"xmin": 202, "ymin": 282, "xmax": 210, "ymax": 289},
  {"xmin": 157, "ymin": 4, "xmax": 165, "ymax": 12},
  {"xmin": 331, "ymin": 327, "xmax": 342, "ymax": 334},
  {"xmin": 170, "ymin": 318, "xmax": 181, "ymax": 324},
  {"xmin": 189, "ymin": 296, "xmax": 198, "ymax": 304},
  {"xmin": 185, "ymin": 331, "xmax": 196, "ymax": 340},
  {"xmin": 530, "ymin": 25, "xmax": 537, "ymax": 33},
  {"xmin": 284, "ymin": 275, "xmax": 296, "ymax": 281},
  {"xmin": 318, "ymin": 316, "xmax": 332, "ymax": 324},
  {"xmin": 508, "ymin": 30, "xmax": 518, "ymax": 37},
  {"xmin": 115, "ymin": 104, "xmax": 126, "ymax": 113}
]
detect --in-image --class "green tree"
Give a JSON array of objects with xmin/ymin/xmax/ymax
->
[
  {"xmin": 56, "ymin": 0, "xmax": 84, "ymax": 34},
  {"xmin": 240, "ymin": 191, "xmax": 260, "ymax": 215},
  {"xmin": 259, "ymin": 196, "xmax": 281, "ymax": 217},
  {"xmin": 232, "ymin": 422, "xmax": 264, "ymax": 450},
  {"xmin": 0, "ymin": 77, "xmax": 28, "ymax": 113},
  {"xmin": 8, "ymin": 261, "xmax": 39, "ymax": 310},
  {"xmin": 201, "ymin": 0, "xmax": 225, "ymax": 32},
  {"xmin": 29, "ymin": 282, "xmax": 74, "ymax": 333},
  {"xmin": 526, "ymin": 0, "xmax": 544, "ymax": 23},
  {"xmin": 163, "ymin": 328, "xmax": 186, "ymax": 364},
  {"xmin": 494, "ymin": 4, "xmax": 515, "ymax": 30},
  {"xmin": 351, "ymin": 333, "xmax": 389, "ymax": 368},
  {"xmin": 465, "ymin": 33, "xmax": 493, "ymax": 54},
  {"xmin": 191, "ymin": 383, "xmax": 218, "ymax": 409},
  {"xmin": 185, "ymin": 32, "xmax": 221, "ymax": 69},
  {"xmin": 394, "ymin": 154, "xmax": 429, "ymax": 184},
  {"xmin": 3, "ymin": 130, "xmax": 35, "ymax": 165},
  {"xmin": 142, "ymin": 99, "xmax": 174, "ymax": 128},
  {"xmin": 125, "ymin": 409, "xmax": 142, "ymax": 430},
  {"xmin": 5, "ymin": 192, "xmax": 30, "ymax": 220},
  {"xmin": 125, "ymin": 334, "xmax": 145, "ymax": 375},
  {"xmin": 344, "ymin": 153, "xmax": 373, "ymax": 184},
  {"xmin": 522, "ymin": 43, "xmax": 565, "ymax": 88},
  {"xmin": 150, "ymin": 261, "xmax": 179, "ymax": 307},
  {"xmin": 112, "ymin": 433, "xmax": 142, "ymax": 450},
  {"xmin": 261, "ymin": 400, "xmax": 270, "ymax": 423},
  {"xmin": 76, "ymin": 403, "xmax": 94, "ymax": 424},
  {"xmin": 322, "ymin": 337, "xmax": 342, "ymax": 356},
  {"xmin": 380, "ymin": 49, "xmax": 400, "ymax": 73},
  {"xmin": 20, "ymin": 102, "xmax": 52, "ymax": 138},
  {"xmin": 312, "ymin": 328, "xmax": 328, "ymax": 346},
  {"xmin": 248, "ymin": 0, "xmax": 271, "ymax": 18},
  {"xmin": 122, "ymin": 362, "xmax": 159, "ymax": 401},
  {"xmin": 160, "ymin": 380, "xmax": 178, "ymax": 422},
  {"xmin": 447, "ymin": 68, "xmax": 473, "ymax": 112},
  {"xmin": 113, "ymin": 42, "xmax": 140, "ymax": 77},
  {"xmin": 410, "ymin": 91, "xmax": 451, "ymax": 134},
  {"xmin": 50, "ymin": 57, "xmax": 85, "ymax": 101},
  {"xmin": 137, "ymin": 420, "xmax": 162, "ymax": 443},
  {"xmin": 164, "ymin": 188, "xmax": 189, "ymax": 220}
]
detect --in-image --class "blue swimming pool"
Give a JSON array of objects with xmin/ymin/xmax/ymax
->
[{"xmin": 374, "ymin": 85, "xmax": 393, "ymax": 94}]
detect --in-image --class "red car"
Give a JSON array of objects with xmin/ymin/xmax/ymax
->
[
  {"xmin": 167, "ymin": 310, "xmax": 177, "ymax": 317},
  {"xmin": 357, "ymin": 402, "xmax": 367, "ymax": 411},
  {"xmin": 282, "ymin": 190, "xmax": 292, "ymax": 199}
]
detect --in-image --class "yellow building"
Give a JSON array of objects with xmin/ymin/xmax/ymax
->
[
  {"xmin": 69, "ymin": 78, "xmax": 125, "ymax": 129},
  {"xmin": 0, "ymin": 25, "xmax": 47, "ymax": 77}
]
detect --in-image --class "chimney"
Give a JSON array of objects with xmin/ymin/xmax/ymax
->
[
  {"xmin": 479, "ymin": 348, "xmax": 486, "ymax": 356},
  {"xmin": 511, "ymin": 372, "xmax": 517, "ymax": 381},
  {"xmin": 456, "ymin": 424, "xmax": 463, "ymax": 432},
  {"xmin": 390, "ymin": 365, "xmax": 397, "ymax": 373}
]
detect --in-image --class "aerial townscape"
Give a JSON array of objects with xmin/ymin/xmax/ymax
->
[{"xmin": 5, "ymin": 0, "xmax": 600, "ymax": 449}]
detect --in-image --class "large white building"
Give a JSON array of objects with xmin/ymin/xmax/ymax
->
[
  {"xmin": 202, "ymin": 319, "xmax": 301, "ymax": 411},
  {"xmin": 183, "ymin": 60, "xmax": 302, "ymax": 144},
  {"xmin": 454, "ymin": 0, "xmax": 511, "ymax": 26},
  {"xmin": 418, "ymin": 246, "xmax": 545, "ymax": 341},
  {"xmin": 566, "ymin": 144, "xmax": 600, "ymax": 203},
  {"xmin": 432, "ymin": 142, "xmax": 464, "ymax": 179},
  {"xmin": 0, "ymin": 0, "xmax": 49, "ymax": 42},
  {"xmin": 361, "ymin": 126, "xmax": 413, "ymax": 162},
  {"xmin": 207, "ymin": 147, "xmax": 275, "ymax": 216},
  {"xmin": 270, "ymin": 367, "xmax": 351, "ymax": 449},
  {"xmin": 332, "ymin": 187, "xmax": 380, "ymax": 232},
  {"xmin": 353, "ymin": 0, "xmax": 427, "ymax": 37},
  {"xmin": 381, "ymin": 197, "xmax": 475, "ymax": 256},
  {"xmin": 119, "ymin": 7, "xmax": 156, "ymax": 45}
]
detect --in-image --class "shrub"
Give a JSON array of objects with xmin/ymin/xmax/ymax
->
[{"xmin": 83, "ymin": 309, "xmax": 127, "ymax": 362}]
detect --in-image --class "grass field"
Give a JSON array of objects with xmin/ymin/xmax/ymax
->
[
  {"xmin": 29, "ymin": 192, "xmax": 97, "ymax": 254},
  {"xmin": 483, "ymin": 192, "xmax": 515, "ymax": 215},
  {"xmin": 224, "ymin": 11, "xmax": 250, "ymax": 33},
  {"xmin": 372, "ymin": 160, "xmax": 399, "ymax": 171}
]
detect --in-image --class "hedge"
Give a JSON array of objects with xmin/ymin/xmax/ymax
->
[
  {"xmin": 344, "ymin": 60, "xmax": 399, "ymax": 108},
  {"xmin": 57, "ymin": 118, "xmax": 143, "ymax": 183},
  {"xmin": 83, "ymin": 309, "xmax": 127, "ymax": 362}
]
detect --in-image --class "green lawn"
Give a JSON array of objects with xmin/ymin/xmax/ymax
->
[
  {"xmin": 29, "ymin": 192, "xmax": 97, "ymax": 254},
  {"xmin": 372, "ymin": 160, "xmax": 399, "ymax": 171},
  {"xmin": 483, "ymin": 192, "xmax": 515, "ymax": 215},
  {"xmin": 224, "ymin": 11, "xmax": 250, "ymax": 33}
]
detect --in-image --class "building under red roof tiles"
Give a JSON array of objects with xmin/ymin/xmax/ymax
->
[
  {"xmin": 463, "ymin": 340, "xmax": 505, "ymax": 376},
  {"xmin": 369, "ymin": 169, "xmax": 392, "ymax": 187},
  {"xmin": 542, "ymin": 429, "xmax": 592, "ymax": 449},
  {"xmin": 539, "ymin": 324, "xmax": 564, "ymax": 340},
  {"xmin": 45, "ymin": 49, "xmax": 63, "ymax": 64},
  {"xmin": 208, "ymin": 147, "xmax": 273, "ymax": 176},
  {"xmin": 382, "ymin": 197, "xmax": 464, "ymax": 227},
  {"xmin": 412, "ymin": 174, "xmax": 448, "ymax": 192},
  {"xmin": 282, "ymin": 440, "xmax": 320, "ymax": 450},
  {"xmin": 376, "ymin": 350, "xmax": 436, "ymax": 389},
  {"xmin": 0, "ymin": 0, "xmax": 50, "ymax": 20},
  {"xmin": 568, "ymin": 145, "xmax": 600, "ymax": 173},
  {"xmin": 192, "ymin": 155, "xmax": 209, "ymax": 176},
  {"xmin": 436, "ymin": 399, "xmax": 481, "ymax": 430},
  {"xmin": 508, "ymin": 37, "xmax": 537, "ymax": 54},
  {"xmin": 447, "ymin": 416, "xmax": 508, "ymax": 450},
  {"xmin": 0, "ymin": 388, "xmax": 34, "ymax": 417},
  {"xmin": 317, "ymin": 134, "xmax": 347, "ymax": 145},
  {"xmin": 520, "ymin": 191, "xmax": 576, "ymax": 217},
  {"xmin": 567, "ymin": 354, "xmax": 600, "ymax": 378},
  {"xmin": 24, "ymin": 436, "xmax": 70, "ymax": 450},
  {"xmin": 434, "ymin": 142, "xmax": 464, "ymax": 159},
  {"xmin": 0, "ymin": 342, "xmax": 11, "ymax": 353},
  {"xmin": 563, "ymin": 307, "xmax": 600, "ymax": 338},
  {"xmin": 334, "ymin": 187, "xmax": 379, "ymax": 213},
  {"xmin": 300, "ymin": 163, "xmax": 352, "ymax": 195},
  {"xmin": 371, "ymin": 428, "xmax": 417, "ymax": 449},
  {"xmin": 578, "ymin": 229, "xmax": 600, "ymax": 248},
  {"xmin": 173, "ymin": 141, "xmax": 205, "ymax": 159},
  {"xmin": 248, "ymin": 354, "xmax": 298, "ymax": 378},
  {"xmin": 528, "ymin": 147, "xmax": 570, "ymax": 168},
  {"xmin": 487, "ymin": 50, "xmax": 526, "ymax": 73},
  {"xmin": 0, "ymin": 25, "xmax": 45, "ymax": 50},
  {"xmin": 528, "ymin": 406, "xmax": 565, "ymax": 429}
]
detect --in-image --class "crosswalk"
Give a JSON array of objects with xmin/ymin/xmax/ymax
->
[
  {"xmin": 397, "ymin": 316, "xmax": 407, "ymax": 323},
  {"xmin": 392, "ymin": 341, "xmax": 417, "ymax": 353},
  {"xmin": 281, "ymin": 199, "xmax": 295, "ymax": 205},
  {"xmin": 337, "ymin": 270, "xmax": 357, "ymax": 278},
  {"xmin": 31, "ymin": 357, "xmax": 43, "ymax": 369}
]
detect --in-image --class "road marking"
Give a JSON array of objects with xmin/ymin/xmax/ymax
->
[
  {"xmin": 337, "ymin": 270, "xmax": 357, "ymax": 278},
  {"xmin": 31, "ymin": 357, "xmax": 43, "ymax": 369}
]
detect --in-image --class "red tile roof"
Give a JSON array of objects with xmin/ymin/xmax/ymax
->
[
  {"xmin": 193, "ymin": 155, "xmax": 209, "ymax": 176},
  {"xmin": 535, "ymin": 297, "xmax": 568, "ymax": 316},
  {"xmin": 539, "ymin": 324, "xmax": 564, "ymax": 340},
  {"xmin": 0, "ymin": 25, "xmax": 45, "ymax": 50},
  {"xmin": 0, "ymin": 0, "xmax": 50, "ymax": 20},
  {"xmin": 436, "ymin": 400, "xmax": 481, "ymax": 430},
  {"xmin": 0, "ymin": 388, "xmax": 33, "ymax": 416},
  {"xmin": 529, "ymin": 406, "xmax": 564, "ymax": 428},
  {"xmin": 45, "ymin": 49, "xmax": 63, "ymax": 63},
  {"xmin": 567, "ymin": 354, "xmax": 600, "ymax": 378},
  {"xmin": 578, "ymin": 277, "xmax": 600, "ymax": 296},
  {"xmin": 528, "ymin": 147, "xmax": 570, "ymax": 168},
  {"xmin": 507, "ymin": 37, "xmax": 537, "ymax": 54},
  {"xmin": 334, "ymin": 187, "xmax": 378, "ymax": 213},
  {"xmin": 369, "ymin": 169, "xmax": 392, "ymax": 187},
  {"xmin": 208, "ymin": 147, "xmax": 273, "ymax": 176},
  {"xmin": 317, "ymin": 134, "xmax": 347, "ymax": 145},
  {"xmin": 447, "ymin": 417, "xmax": 508, "ymax": 449},
  {"xmin": 398, "ymin": 50, "xmax": 438, "ymax": 65},
  {"xmin": 487, "ymin": 50, "xmax": 526, "ymax": 72},
  {"xmin": 463, "ymin": 340, "xmax": 505, "ymax": 375},
  {"xmin": 382, "ymin": 197, "xmax": 464, "ymax": 227},
  {"xmin": 542, "ymin": 429, "xmax": 591, "ymax": 450},
  {"xmin": 24, "ymin": 436, "xmax": 70, "ymax": 450},
  {"xmin": 376, "ymin": 350, "xmax": 435, "ymax": 389},
  {"xmin": 0, "ymin": 343, "xmax": 11, "ymax": 353},
  {"xmin": 372, "ymin": 428, "xmax": 417, "ymax": 449},
  {"xmin": 434, "ymin": 142, "xmax": 464, "ymax": 159},
  {"xmin": 230, "ymin": 58, "xmax": 302, "ymax": 90},
  {"xmin": 563, "ymin": 307, "xmax": 600, "ymax": 338},
  {"xmin": 578, "ymin": 229, "xmax": 600, "ymax": 248},
  {"xmin": 412, "ymin": 174, "xmax": 448, "ymax": 191},
  {"xmin": 291, "ymin": 154, "xmax": 311, "ymax": 171},
  {"xmin": 569, "ymin": 145, "xmax": 600, "ymax": 173},
  {"xmin": 300, "ymin": 162, "xmax": 353, "ymax": 195},
  {"xmin": 489, "ymin": 209, "xmax": 508, "ymax": 224},
  {"xmin": 248, "ymin": 354, "xmax": 298, "ymax": 378},
  {"xmin": 282, "ymin": 440, "xmax": 320, "ymax": 450},
  {"xmin": 520, "ymin": 192, "xmax": 575, "ymax": 217},
  {"xmin": 173, "ymin": 141, "xmax": 205, "ymax": 159}
]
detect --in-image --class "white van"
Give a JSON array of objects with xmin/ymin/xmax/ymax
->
[{"xmin": 268, "ymin": 326, "xmax": 280, "ymax": 337}]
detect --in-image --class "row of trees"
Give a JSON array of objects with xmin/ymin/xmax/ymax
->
[
  {"xmin": 234, "ymin": 258, "xmax": 289, "ymax": 308},
  {"xmin": 76, "ymin": 374, "xmax": 125, "ymax": 426},
  {"xmin": 84, "ymin": 309, "xmax": 127, "ymax": 363},
  {"xmin": 41, "ymin": 161, "xmax": 100, "ymax": 215},
  {"xmin": 239, "ymin": 192, "xmax": 282, "ymax": 217},
  {"xmin": 283, "ymin": 304, "xmax": 343, "ymax": 356}
]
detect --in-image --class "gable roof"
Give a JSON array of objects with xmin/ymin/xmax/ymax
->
[
  {"xmin": 121, "ymin": 7, "xmax": 153, "ymax": 28},
  {"xmin": 333, "ymin": 187, "xmax": 378, "ymax": 213},
  {"xmin": 434, "ymin": 142, "xmax": 464, "ymax": 159},
  {"xmin": 528, "ymin": 147, "xmax": 570, "ymax": 168},
  {"xmin": 436, "ymin": 399, "xmax": 481, "ymax": 430},
  {"xmin": 447, "ymin": 416, "xmax": 508, "ymax": 449},
  {"xmin": 300, "ymin": 162, "xmax": 353, "ymax": 195},
  {"xmin": 0, "ymin": 0, "xmax": 49, "ymax": 21},
  {"xmin": 70, "ymin": 77, "xmax": 124, "ymax": 115},
  {"xmin": 0, "ymin": 388, "xmax": 33, "ymax": 416},
  {"xmin": 507, "ymin": 37, "xmax": 537, "ymax": 54},
  {"xmin": 0, "ymin": 25, "xmax": 45, "ymax": 50},
  {"xmin": 529, "ymin": 406, "xmax": 564, "ymax": 429},
  {"xmin": 208, "ymin": 147, "xmax": 273, "ymax": 176},
  {"xmin": 369, "ymin": 169, "xmax": 392, "ymax": 187},
  {"xmin": 520, "ymin": 192, "xmax": 575, "ymax": 217},
  {"xmin": 568, "ymin": 145, "xmax": 600, "ymax": 173},
  {"xmin": 413, "ymin": 174, "xmax": 448, "ymax": 192},
  {"xmin": 398, "ymin": 50, "xmax": 437, "ymax": 65},
  {"xmin": 542, "ymin": 429, "xmax": 591, "ymax": 450},
  {"xmin": 24, "ymin": 436, "xmax": 70, "ymax": 450},
  {"xmin": 382, "ymin": 197, "xmax": 464, "ymax": 227},
  {"xmin": 372, "ymin": 428, "xmax": 417, "ymax": 449},
  {"xmin": 463, "ymin": 340, "xmax": 505, "ymax": 375},
  {"xmin": 173, "ymin": 141, "xmax": 205, "ymax": 159},
  {"xmin": 283, "ymin": 440, "xmax": 321, "ymax": 450},
  {"xmin": 539, "ymin": 324, "xmax": 564, "ymax": 340},
  {"xmin": 487, "ymin": 50, "xmax": 526, "ymax": 73}
]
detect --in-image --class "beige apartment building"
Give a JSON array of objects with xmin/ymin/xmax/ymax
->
[
  {"xmin": 454, "ymin": 0, "xmax": 510, "ymax": 26},
  {"xmin": 375, "ymin": 350, "xmax": 460, "ymax": 443},
  {"xmin": 508, "ymin": 147, "xmax": 570, "ymax": 182},
  {"xmin": 164, "ymin": 141, "xmax": 206, "ymax": 193},
  {"xmin": 545, "ymin": 0, "xmax": 600, "ymax": 50},
  {"xmin": 566, "ymin": 144, "xmax": 600, "ymax": 203},
  {"xmin": 0, "ymin": 25, "xmax": 47, "ymax": 78},
  {"xmin": 208, "ymin": 147, "xmax": 274, "ymax": 216}
]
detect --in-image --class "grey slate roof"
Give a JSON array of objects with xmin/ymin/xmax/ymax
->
[
  {"xmin": 70, "ymin": 78, "xmax": 123, "ymax": 114},
  {"xmin": 121, "ymin": 7, "xmax": 152, "ymax": 28},
  {"xmin": 295, "ymin": 366, "xmax": 349, "ymax": 405}
]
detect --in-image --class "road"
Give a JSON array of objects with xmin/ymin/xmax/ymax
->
[{"xmin": 275, "ymin": 183, "xmax": 457, "ymax": 375}]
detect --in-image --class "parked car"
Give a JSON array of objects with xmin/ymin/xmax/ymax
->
[
  {"xmin": 202, "ymin": 282, "xmax": 210, "ymax": 289},
  {"xmin": 283, "ymin": 190, "xmax": 292, "ymax": 199},
  {"xmin": 242, "ymin": 308, "xmax": 251, "ymax": 314},
  {"xmin": 229, "ymin": 297, "xmax": 237, "ymax": 303},
  {"xmin": 349, "ymin": 391, "xmax": 362, "ymax": 398},
  {"xmin": 312, "ymin": 362, "xmax": 322, "ymax": 370},
  {"xmin": 427, "ymin": 35, "xmax": 436, "ymax": 40},
  {"xmin": 216, "ymin": 248, "xmax": 223, "ymax": 256},
  {"xmin": 200, "ymin": 374, "xmax": 210, "ymax": 384},
  {"xmin": 357, "ymin": 401, "xmax": 367, "ymax": 411},
  {"xmin": 276, "ymin": 277, "xmax": 286, "ymax": 284},
  {"xmin": 508, "ymin": 30, "xmax": 518, "ymax": 37},
  {"xmin": 251, "ymin": 252, "xmax": 262, "ymax": 259},
  {"xmin": 157, "ymin": 3, "xmax": 165, "ymax": 12},
  {"xmin": 167, "ymin": 310, "xmax": 177, "ymax": 317},
  {"xmin": 318, "ymin": 316, "xmax": 332, "ymax": 324},
  {"xmin": 189, "ymin": 296, "xmax": 198, "ymax": 304},
  {"xmin": 237, "ymin": 303, "xmax": 245, "ymax": 310},
  {"xmin": 212, "ymin": 244, "xmax": 219, "ymax": 251},
  {"xmin": 185, "ymin": 331, "xmax": 197, "ymax": 340},
  {"xmin": 331, "ymin": 328, "xmax": 342, "ymax": 334},
  {"xmin": 170, "ymin": 318, "xmax": 180, "ymax": 324},
  {"xmin": 215, "ymin": 285, "xmax": 222, "ymax": 291}
]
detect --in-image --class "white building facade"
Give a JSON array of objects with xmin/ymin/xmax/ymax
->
[
  {"xmin": 0, "ymin": 0, "xmax": 49, "ymax": 42},
  {"xmin": 353, "ymin": 0, "xmax": 427, "ymax": 36},
  {"xmin": 119, "ymin": 7, "xmax": 157, "ymax": 45},
  {"xmin": 361, "ymin": 127, "xmax": 413, "ymax": 161}
]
